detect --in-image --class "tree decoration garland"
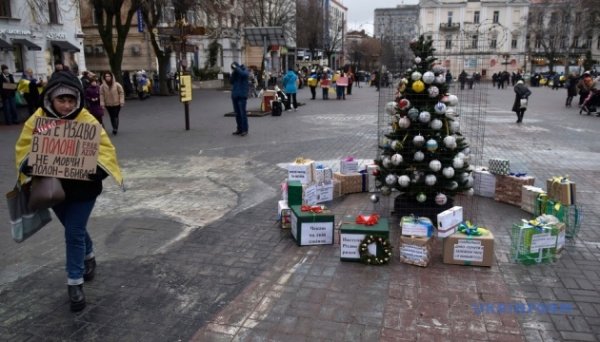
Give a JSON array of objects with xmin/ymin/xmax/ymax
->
[{"xmin": 359, "ymin": 235, "xmax": 393, "ymax": 265}]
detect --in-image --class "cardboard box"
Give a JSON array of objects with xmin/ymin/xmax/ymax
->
[
  {"xmin": 278, "ymin": 200, "xmax": 291, "ymax": 229},
  {"xmin": 340, "ymin": 158, "xmax": 359, "ymax": 174},
  {"xmin": 332, "ymin": 179, "xmax": 342, "ymax": 199},
  {"xmin": 437, "ymin": 206, "xmax": 463, "ymax": 238},
  {"xmin": 303, "ymin": 184, "xmax": 317, "ymax": 205},
  {"xmin": 399, "ymin": 236, "xmax": 434, "ymax": 267},
  {"xmin": 314, "ymin": 166, "xmax": 333, "ymax": 185},
  {"xmin": 510, "ymin": 221, "xmax": 557, "ymax": 264},
  {"xmin": 340, "ymin": 217, "xmax": 389, "ymax": 261},
  {"xmin": 472, "ymin": 168, "xmax": 496, "ymax": 198},
  {"xmin": 333, "ymin": 172, "xmax": 363, "ymax": 194},
  {"xmin": 546, "ymin": 178, "xmax": 576, "ymax": 205},
  {"xmin": 290, "ymin": 205, "xmax": 334, "ymax": 246},
  {"xmin": 443, "ymin": 229, "xmax": 495, "ymax": 267},
  {"xmin": 288, "ymin": 159, "xmax": 314, "ymax": 184},
  {"xmin": 494, "ymin": 175, "xmax": 535, "ymax": 206},
  {"xmin": 521, "ymin": 186, "xmax": 546, "ymax": 214},
  {"xmin": 400, "ymin": 216, "xmax": 434, "ymax": 237},
  {"xmin": 315, "ymin": 182, "xmax": 334, "ymax": 203}
]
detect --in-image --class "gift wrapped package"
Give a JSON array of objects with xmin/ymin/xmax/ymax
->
[
  {"xmin": 340, "ymin": 216, "xmax": 389, "ymax": 261},
  {"xmin": 535, "ymin": 195, "xmax": 581, "ymax": 238},
  {"xmin": 332, "ymin": 179, "xmax": 342, "ymax": 199},
  {"xmin": 340, "ymin": 157, "xmax": 359, "ymax": 174},
  {"xmin": 280, "ymin": 179, "xmax": 288, "ymax": 201},
  {"xmin": 400, "ymin": 215, "xmax": 434, "ymax": 237},
  {"xmin": 314, "ymin": 164, "xmax": 333, "ymax": 185},
  {"xmin": 443, "ymin": 225, "xmax": 495, "ymax": 267},
  {"xmin": 437, "ymin": 206, "xmax": 463, "ymax": 238},
  {"xmin": 535, "ymin": 214, "xmax": 566, "ymax": 256},
  {"xmin": 494, "ymin": 174, "xmax": 535, "ymax": 206},
  {"xmin": 287, "ymin": 180, "xmax": 303, "ymax": 206},
  {"xmin": 521, "ymin": 186, "xmax": 546, "ymax": 214},
  {"xmin": 510, "ymin": 219, "xmax": 560, "ymax": 265},
  {"xmin": 488, "ymin": 158, "xmax": 510, "ymax": 175},
  {"xmin": 278, "ymin": 200, "xmax": 291, "ymax": 229},
  {"xmin": 472, "ymin": 167, "xmax": 496, "ymax": 198},
  {"xmin": 315, "ymin": 182, "xmax": 334, "ymax": 203},
  {"xmin": 546, "ymin": 177, "xmax": 576, "ymax": 205},
  {"xmin": 288, "ymin": 158, "xmax": 314, "ymax": 184},
  {"xmin": 333, "ymin": 172, "xmax": 363, "ymax": 194},
  {"xmin": 290, "ymin": 205, "xmax": 334, "ymax": 246},
  {"xmin": 366, "ymin": 164, "xmax": 379, "ymax": 192},
  {"xmin": 399, "ymin": 236, "xmax": 434, "ymax": 267}
]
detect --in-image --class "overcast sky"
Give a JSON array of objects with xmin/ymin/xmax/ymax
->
[{"xmin": 342, "ymin": 0, "xmax": 419, "ymax": 35}]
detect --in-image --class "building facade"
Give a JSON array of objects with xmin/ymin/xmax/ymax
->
[
  {"xmin": 419, "ymin": 0, "xmax": 529, "ymax": 78},
  {"xmin": 0, "ymin": 0, "xmax": 84, "ymax": 80},
  {"xmin": 374, "ymin": 5, "xmax": 419, "ymax": 73}
]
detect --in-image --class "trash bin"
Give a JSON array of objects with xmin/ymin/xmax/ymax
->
[{"xmin": 262, "ymin": 90, "xmax": 276, "ymax": 112}]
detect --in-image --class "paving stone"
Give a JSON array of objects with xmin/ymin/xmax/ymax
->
[{"xmin": 559, "ymin": 331, "xmax": 597, "ymax": 341}]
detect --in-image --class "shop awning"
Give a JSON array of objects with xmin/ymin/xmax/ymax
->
[
  {"xmin": 50, "ymin": 40, "xmax": 80, "ymax": 52},
  {"xmin": 0, "ymin": 38, "xmax": 12, "ymax": 51},
  {"xmin": 12, "ymin": 38, "xmax": 41, "ymax": 51}
]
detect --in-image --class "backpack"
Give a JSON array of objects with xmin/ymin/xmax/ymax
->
[{"xmin": 271, "ymin": 100, "xmax": 282, "ymax": 116}]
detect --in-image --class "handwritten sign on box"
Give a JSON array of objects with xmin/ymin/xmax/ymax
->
[{"xmin": 28, "ymin": 117, "xmax": 101, "ymax": 181}]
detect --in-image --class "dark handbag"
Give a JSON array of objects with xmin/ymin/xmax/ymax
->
[
  {"xmin": 6, "ymin": 182, "xmax": 52, "ymax": 243},
  {"xmin": 29, "ymin": 177, "xmax": 65, "ymax": 211}
]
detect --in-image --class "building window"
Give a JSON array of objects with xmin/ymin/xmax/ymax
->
[
  {"xmin": 14, "ymin": 45, "xmax": 24, "ymax": 72},
  {"xmin": 575, "ymin": 12, "xmax": 581, "ymax": 23},
  {"xmin": 573, "ymin": 36, "xmax": 579, "ymax": 48},
  {"xmin": 445, "ymin": 38, "xmax": 452, "ymax": 49},
  {"xmin": 586, "ymin": 36, "xmax": 593, "ymax": 49},
  {"xmin": 474, "ymin": 11, "xmax": 480, "ymax": 24},
  {"xmin": 0, "ymin": 0, "xmax": 10, "ymax": 17},
  {"xmin": 490, "ymin": 39, "xmax": 497, "ymax": 49},
  {"xmin": 511, "ymin": 37, "xmax": 518, "ymax": 49},
  {"xmin": 560, "ymin": 36, "xmax": 567, "ymax": 49},
  {"xmin": 48, "ymin": 0, "xmax": 59, "ymax": 24},
  {"xmin": 535, "ymin": 37, "xmax": 541, "ymax": 49},
  {"xmin": 92, "ymin": 8, "xmax": 98, "ymax": 25},
  {"xmin": 447, "ymin": 11, "xmax": 453, "ymax": 25},
  {"xmin": 493, "ymin": 11, "xmax": 499, "ymax": 23},
  {"xmin": 471, "ymin": 35, "xmax": 478, "ymax": 48}
]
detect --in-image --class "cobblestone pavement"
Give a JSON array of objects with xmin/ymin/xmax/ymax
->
[{"xmin": 0, "ymin": 81, "xmax": 599, "ymax": 341}]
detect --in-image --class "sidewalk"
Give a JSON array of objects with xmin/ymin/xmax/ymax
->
[{"xmin": 0, "ymin": 83, "xmax": 599, "ymax": 341}]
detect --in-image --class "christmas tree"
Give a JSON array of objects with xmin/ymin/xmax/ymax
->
[{"xmin": 375, "ymin": 36, "xmax": 473, "ymax": 215}]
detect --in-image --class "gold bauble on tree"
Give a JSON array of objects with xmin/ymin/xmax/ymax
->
[{"xmin": 412, "ymin": 80, "xmax": 425, "ymax": 93}]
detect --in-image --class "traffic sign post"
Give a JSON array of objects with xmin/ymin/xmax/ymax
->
[{"xmin": 180, "ymin": 73, "xmax": 192, "ymax": 130}]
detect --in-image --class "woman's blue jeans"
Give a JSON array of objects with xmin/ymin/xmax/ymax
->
[{"xmin": 53, "ymin": 199, "xmax": 96, "ymax": 285}]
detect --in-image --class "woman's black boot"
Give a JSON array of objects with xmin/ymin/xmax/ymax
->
[{"xmin": 68, "ymin": 284, "xmax": 86, "ymax": 312}]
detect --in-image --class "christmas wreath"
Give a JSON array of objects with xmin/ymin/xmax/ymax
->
[{"xmin": 359, "ymin": 235, "xmax": 393, "ymax": 265}]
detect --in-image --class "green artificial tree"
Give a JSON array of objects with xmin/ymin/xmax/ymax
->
[{"xmin": 374, "ymin": 36, "xmax": 474, "ymax": 219}]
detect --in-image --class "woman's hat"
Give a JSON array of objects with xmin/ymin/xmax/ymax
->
[{"xmin": 50, "ymin": 85, "xmax": 79, "ymax": 100}]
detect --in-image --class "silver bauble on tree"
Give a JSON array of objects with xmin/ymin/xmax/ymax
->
[
  {"xmin": 414, "ymin": 151, "xmax": 425, "ymax": 161},
  {"xmin": 442, "ymin": 166, "xmax": 455, "ymax": 178},
  {"xmin": 413, "ymin": 134, "xmax": 425, "ymax": 147},
  {"xmin": 416, "ymin": 193, "xmax": 427, "ymax": 203},
  {"xmin": 408, "ymin": 108, "xmax": 419, "ymax": 120},
  {"xmin": 398, "ymin": 117, "xmax": 411, "ymax": 129},
  {"xmin": 418, "ymin": 111, "xmax": 431, "ymax": 123},
  {"xmin": 435, "ymin": 193, "xmax": 448, "ymax": 205},
  {"xmin": 425, "ymin": 174, "xmax": 437, "ymax": 186},
  {"xmin": 443, "ymin": 136, "xmax": 457, "ymax": 149},
  {"xmin": 422, "ymin": 71, "xmax": 435, "ymax": 84},
  {"xmin": 398, "ymin": 175, "xmax": 410, "ymax": 187},
  {"xmin": 428, "ymin": 86, "xmax": 439, "ymax": 98},
  {"xmin": 385, "ymin": 101, "xmax": 398, "ymax": 115},
  {"xmin": 429, "ymin": 159, "xmax": 442, "ymax": 172},
  {"xmin": 434, "ymin": 102, "xmax": 447, "ymax": 114},
  {"xmin": 411, "ymin": 71, "xmax": 422, "ymax": 81},
  {"xmin": 414, "ymin": 56, "xmax": 422, "ymax": 64},
  {"xmin": 382, "ymin": 157, "xmax": 392, "ymax": 168},
  {"xmin": 452, "ymin": 157, "xmax": 464, "ymax": 169},
  {"xmin": 385, "ymin": 174, "xmax": 397, "ymax": 185},
  {"xmin": 430, "ymin": 119, "xmax": 443, "ymax": 130},
  {"xmin": 391, "ymin": 153, "xmax": 403, "ymax": 165},
  {"xmin": 370, "ymin": 194, "xmax": 380, "ymax": 203}
]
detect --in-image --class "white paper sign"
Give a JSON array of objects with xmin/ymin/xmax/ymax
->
[
  {"xmin": 291, "ymin": 211, "xmax": 298, "ymax": 240},
  {"xmin": 315, "ymin": 183, "xmax": 334, "ymax": 203},
  {"xmin": 530, "ymin": 233, "xmax": 557, "ymax": 252},
  {"xmin": 288, "ymin": 162, "xmax": 313, "ymax": 184},
  {"xmin": 300, "ymin": 221, "xmax": 333, "ymax": 245},
  {"xmin": 557, "ymin": 231, "xmax": 565, "ymax": 250},
  {"xmin": 303, "ymin": 184, "xmax": 317, "ymax": 205},
  {"xmin": 453, "ymin": 239, "xmax": 484, "ymax": 262},
  {"xmin": 400, "ymin": 244, "xmax": 427, "ymax": 262},
  {"xmin": 402, "ymin": 222, "xmax": 429, "ymax": 237},
  {"xmin": 340, "ymin": 233, "xmax": 366, "ymax": 259}
]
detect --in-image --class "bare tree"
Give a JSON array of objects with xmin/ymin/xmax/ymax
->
[
  {"xmin": 90, "ymin": 0, "xmax": 141, "ymax": 83},
  {"xmin": 527, "ymin": 0, "xmax": 599, "ymax": 72},
  {"xmin": 296, "ymin": 0, "xmax": 323, "ymax": 61},
  {"xmin": 322, "ymin": 11, "xmax": 344, "ymax": 69}
]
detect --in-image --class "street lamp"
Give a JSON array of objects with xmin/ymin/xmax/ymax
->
[{"xmin": 502, "ymin": 53, "xmax": 510, "ymax": 71}]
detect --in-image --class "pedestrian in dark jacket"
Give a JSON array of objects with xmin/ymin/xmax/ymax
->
[
  {"xmin": 230, "ymin": 62, "xmax": 249, "ymax": 136},
  {"xmin": 85, "ymin": 78, "xmax": 104, "ymax": 125},
  {"xmin": 1, "ymin": 64, "xmax": 18, "ymax": 124},
  {"xmin": 565, "ymin": 73, "xmax": 578, "ymax": 107},
  {"xmin": 512, "ymin": 80, "xmax": 532, "ymax": 123}
]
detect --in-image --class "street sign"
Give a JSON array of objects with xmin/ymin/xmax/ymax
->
[
  {"xmin": 137, "ymin": 10, "xmax": 144, "ymax": 33},
  {"xmin": 180, "ymin": 74, "xmax": 192, "ymax": 102}
]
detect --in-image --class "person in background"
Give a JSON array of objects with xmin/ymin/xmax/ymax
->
[
  {"xmin": 19, "ymin": 68, "xmax": 43, "ymax": 116},
  {"xmin": 307, "ymin": 70, "xmax": 318, "ymax": 100},
  {"xmin": 282, "ymin": 67, "xmax": 299, "ymax": 111},
  {"xmin": 1, "ymin": 64, "xmax": 18, "ymax": 125},
  {"xmin": 99, "ymin": 71, "xmax": 125, "ymax": 136},
  {"xmin": 346, "ymin": 70, "xmax": 354, "ymax": 95},
  {"xmin": 577, "ymin": 72, "xmax": 596, "ymax": 107},
  {"xmin": 565, "ymin": 73, "xmax": 578, "ymax": 107},
  {"xmin": 230, "ymin": 62, "xmax": 249, "ymax": 136},
  {"xmin": 14, "ymin": 71, "xmax": 123, "ymax": 312},
  {"xmin": 320, "ymin": 72, "xmax": 330, "ymax": 100},
  {"xmin": 122, "ymin": 71, "xmax": 134, "ymax": 98},
  {"xmin": 336, "ymin": 71, "xmax": 348, "ymax": 100},
  {"xmin": 512, "ymin": 80, "xmax": 532, "ymax": 123},
  {"xmin": 80, "ymin": 71, "xmax": 93, "ymax": 91},
  {"xmin": 85, "ymin": 77, "xmax": 104, "ymax": 125}
]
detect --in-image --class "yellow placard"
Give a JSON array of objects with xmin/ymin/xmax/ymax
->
[{"xmin": 180, "ymin": 74, "xmax": 192, "ymax": 102}]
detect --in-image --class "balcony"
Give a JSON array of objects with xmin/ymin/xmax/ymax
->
[{"xmin": 439, "ymin": 23, "xmax": 460, "ymax": 31}]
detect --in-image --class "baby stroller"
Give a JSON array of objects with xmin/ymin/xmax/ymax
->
[
  {"xmin": 580, "ymin": 89, "xmax": 600, "ymax": 116},
  {"xmin": 271, "ymin": 86, "xmax": 287, "ymax": 116}
]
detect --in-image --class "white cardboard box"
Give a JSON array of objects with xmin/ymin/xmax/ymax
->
[
  {"xmin": 340, "ymin": 159, "xmax": 359, "ymax": 174},
  {"xmin": 288, "ymin": 160, "xmax": 314, "ymax": 184},
  {"xmin": 315, "ymin": 182, "xmax": 334, "ymax": 203},
  {"xmin": 473, "ymin": 168, "xmax": 496, "ymax": 198},
  {"xmin": 437, "ymin": 206, "xmax": 463, "ymax": 238}
]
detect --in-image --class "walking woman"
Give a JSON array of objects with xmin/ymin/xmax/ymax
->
[
  {"xmin": 15, "ymin": 71, "xmax": 123, "ymax": 311},
  {"xmin": 100, "ymin": 71, "xmax": 125, "ymax": 135},
  {"xmin": 512, "ymin": 80, "xmax": 532, "ymax": 123}
]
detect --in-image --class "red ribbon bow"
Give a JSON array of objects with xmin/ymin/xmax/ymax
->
[
  {"xmin": 355, "ymin": 214, "xmax": 380, "ymax": 226},
  {"xmin": 301, "ymin": 205, "xmax": 324, "ymax": 213}
]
